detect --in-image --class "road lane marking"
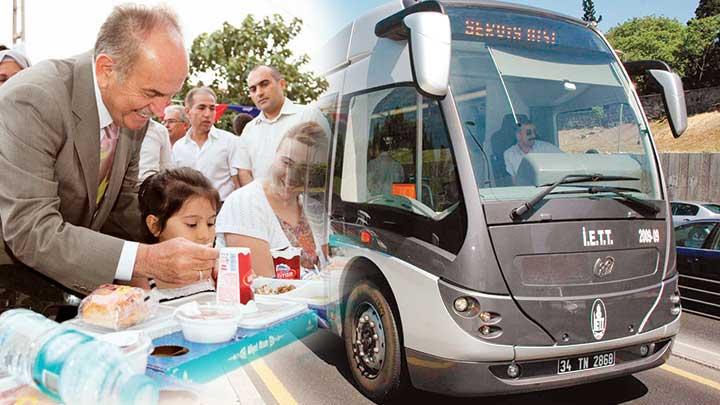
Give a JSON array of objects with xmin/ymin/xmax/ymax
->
[
  {"xmin": 199, "ymin": 367, "xmax": 265, "ymax": 404},
  {"xmin": 660, "ymin": 364, "xmax": 720, "ymax": 391},
  {"xmin": 250, "ymin": 359, "xmax": 298, "ymax": 405},
  {"xmin": 227, "ymin": 367, "xmax": 266, "ymax": 405}
]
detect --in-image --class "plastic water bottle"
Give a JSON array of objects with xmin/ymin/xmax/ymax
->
[
  {"xmin": 0, "ymin": 309, "xmax": 158, "ymax": 404},
  {"xmin": 0, "ymin": 308, "xmax": 60, "ymax": 384},
  {"xmin": 58, "ymin": 340, "xmax": 158, "ymax": 405}
]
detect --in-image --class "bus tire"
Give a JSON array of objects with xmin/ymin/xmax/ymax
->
[{"xmin": 343, "ymin": 279, "xmax": 406, "ymax": 402}]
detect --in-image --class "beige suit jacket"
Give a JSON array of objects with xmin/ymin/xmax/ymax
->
[{"xmin": 0, "ymin": 51, "xmax": 146, "ymax": 296}]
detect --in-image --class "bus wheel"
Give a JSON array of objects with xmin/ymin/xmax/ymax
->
[{"xmin": 343, "ymin": 280, "xmax": 406, "ymax": 402}]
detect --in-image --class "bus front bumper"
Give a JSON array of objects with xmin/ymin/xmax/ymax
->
[{"xmin": 405, "ymin": 337, "xmax": 673, "ymax": 397}]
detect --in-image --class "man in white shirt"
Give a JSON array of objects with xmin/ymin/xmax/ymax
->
[
  {"xmin": 138, "ymin": 119, "xmax": 173, "ymax": 181},
  {"xmin": 236, "ymin": 65, "xmax": 329, "ymax": 186},
  {"xmin": 162, "ymin": 104, "xmax": 190, "ymax": 145},
  {"xmin": 367, "ymin": 138, "xmax": 405, "ymax": 196},
  {"xmin": 503, "ymin": 118, "xmax": 561, "ymax": 179},
  {"xmin": 172, "ymin": 87, "xmax": 240, "ymax": 200}
]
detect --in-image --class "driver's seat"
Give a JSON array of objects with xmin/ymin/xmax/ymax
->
[{"xmin": 490, "ymin": 114, "xmax": 527, "ymax": 186}]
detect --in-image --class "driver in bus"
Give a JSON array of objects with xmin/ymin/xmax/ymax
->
[
  {"xmin": 503, "ymin": 116, "xmax": 561, "ymax": 181},
  {"xmin": 367, "ymin": 135, "xmax": 405, "ymax": 196}
]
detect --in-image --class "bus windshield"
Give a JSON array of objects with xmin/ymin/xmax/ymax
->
[{"xmin": 447, "ymin": 7, "xmax": 661, "ymax": 203}]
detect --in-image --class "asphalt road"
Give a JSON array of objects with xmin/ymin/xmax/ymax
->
[{"xmin": 188, "ymin": 312, "xmax": 720, "ymax": 405}]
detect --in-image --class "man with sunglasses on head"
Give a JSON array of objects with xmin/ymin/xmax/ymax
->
[{"xmin": 503, "ymin": 116, "xmax": 561, "ymax": 180}]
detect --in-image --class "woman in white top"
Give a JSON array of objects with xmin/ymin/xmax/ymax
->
[{"xmin": 216, "ymin": 121, "xmax": 327, "ymax": 278}]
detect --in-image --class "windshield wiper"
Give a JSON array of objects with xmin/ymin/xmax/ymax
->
[
  {"xmin": 552, "ymin": 185, "xmax": 660, "ymax": 215},
  {"xmin": 510, "ymin": 173, "xmax": 640, "ymax": 219}
]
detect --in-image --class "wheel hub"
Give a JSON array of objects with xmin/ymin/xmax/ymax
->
[{"xmin": 351, "ymin": 302, "xmax": 386, "ymax": 378}]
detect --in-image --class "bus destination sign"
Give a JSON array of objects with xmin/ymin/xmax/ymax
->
[{"xmin": 464, "ymin": 19, "xmax": 558, "ymax": 45}]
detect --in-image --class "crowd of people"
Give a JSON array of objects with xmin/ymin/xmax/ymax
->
[{"xmin": 0, "ymin": 3, "xmax": 329, "ymax": 313}]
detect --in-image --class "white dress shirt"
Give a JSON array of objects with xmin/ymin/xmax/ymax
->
[
  {"xmin": 92, "ymin": 65, "xmax": 138, "ymax": 281},
  {"xmin": 236, "ymin": 98, "xmax": 330, "ymax": 181},
  {"xmin": 138, "ymin": 120, "xmax": 173, "ymax": 181},
  {"xmin": 172, "ymin": 126, "xmax": 240, "ymax": 200},
  {"xmin": 367, "ymin": 152, "xmax": 405, "ymax": 195}
]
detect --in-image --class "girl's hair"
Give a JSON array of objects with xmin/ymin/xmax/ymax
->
[{"xmin": 138, "ymin": 167, "xmax": 221, "ymax": 243}]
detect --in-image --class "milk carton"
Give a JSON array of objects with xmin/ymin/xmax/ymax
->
[{"xmin": 216, "ymin": 247, "xmax": 253, "ymax": 305}]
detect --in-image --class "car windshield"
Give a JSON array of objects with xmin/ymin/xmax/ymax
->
[
  {"xmin": 447, "ymin": 7, "xmax": 661, "ymax": 203},
  {"xmin": 703, "ymin": 204, "xmax": 720, "ymax": 214}
]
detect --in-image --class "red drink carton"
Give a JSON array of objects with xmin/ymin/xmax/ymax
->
[
  {"xmin": 271, "ymin": 247, "xmax": 302, "ymax": 279},
  {"xmin": 216, "ymin": 247, "xmax": 253, "ymax": 305}
]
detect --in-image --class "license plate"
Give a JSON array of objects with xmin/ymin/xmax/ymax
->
[{"xmin": 557, "ymin": 351, "xmax": 615, "ymax": 374}]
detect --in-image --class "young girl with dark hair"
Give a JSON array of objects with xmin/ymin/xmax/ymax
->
[{"xmin": 132, "ymin": 167, "xmax": 221, "ymax": 300}]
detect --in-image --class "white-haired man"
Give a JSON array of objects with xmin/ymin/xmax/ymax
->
[
  {"xmin": 0, "ymin": 47, "xmax": 30, "ymax": 86},
  {"xmin": 0, "ymin": 4, "xmax": 217, "ymax": 310},
  {"xmin": 163, "ymin": 104, "xmax": 190, "ymax": 145}
]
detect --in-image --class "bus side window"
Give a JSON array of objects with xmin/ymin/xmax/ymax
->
[{"xmin": 334, "ymin": 85, "xmax": 466, "ymax": 254}]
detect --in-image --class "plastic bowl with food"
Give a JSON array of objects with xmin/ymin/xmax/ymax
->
[{"xmin": 175, "ymin": 302, "xmax": 241, "ymax": 344}]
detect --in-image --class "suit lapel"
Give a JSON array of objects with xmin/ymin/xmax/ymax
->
[{"xmin": 70, "ymin": 51, "xmax": 100, "ymax": 214}]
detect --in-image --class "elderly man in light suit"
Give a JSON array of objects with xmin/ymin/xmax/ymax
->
[{"xmin": 0, "ymin": 4, "xmax": 217, "ymax": 312}]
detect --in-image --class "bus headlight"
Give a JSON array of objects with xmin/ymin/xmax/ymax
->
[
  {"xmin": 507, "ymin": 363, "xmax": 521, "ymax": 378},
  {"xmin": 454, "ymin": 297, "xmax": 470, "ymax": 312}
]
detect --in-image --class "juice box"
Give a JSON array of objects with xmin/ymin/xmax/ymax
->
[{"xmin": 216, "ymin": 247, "xmax": 253, "ymax": 305}]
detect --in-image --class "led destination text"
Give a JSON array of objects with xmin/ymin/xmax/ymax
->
[{"xmin": 464, "ymin": 19, "xmax": 558, "ymax": 44}]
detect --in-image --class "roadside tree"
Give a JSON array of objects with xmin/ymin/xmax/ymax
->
[
  {"xmin": 678, "ymin": 16, "xmax": 720, "ymax": 89},
  {"xmin": 696, "ymin": 0, "xmax": 720, "ymax": 18},
  {"xmin": 581, "ymin": 0, "xmax": 603, "ymax": 24},
  {"xmin": 181, "ymin": 15, "xmax": 328, "ymax": 131}
]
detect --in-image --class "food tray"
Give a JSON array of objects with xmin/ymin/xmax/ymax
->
[
  {"xmin": 252, "ymin": 277, "xmax": 333, "ymax": 307},
  {"xmin": 64, "ymin": 304, "xmax": 179, "ymax": 340}
]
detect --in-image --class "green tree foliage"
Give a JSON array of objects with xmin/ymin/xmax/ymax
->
[
  {"xmin": 181, "ymin": 15, "xmax": 328, "ymax": 130},
  {"xmin": 606, "ymin": 16, "xmax": 685, "ymax": 94},
  {"xmin": 678, "ymin": 16, "xmax": 720, "ymax": 88},
  {"xmin": 581, "ymin": 0, "xmax": 602, "ymax": 24},
  {"xmin": 606, "ymin": 16, "xmax": 685, "ymax": 72},
  {"xmin": 696, "ymin": 0, "xmax": 720, "ymax": 18},
  {"xmin": 607, "ymin": 14, "xmax": 720, "ymax": 91}
]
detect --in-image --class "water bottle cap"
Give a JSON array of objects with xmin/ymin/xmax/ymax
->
[{"xmin": 119, "ymin": 374, "xmax": 158, "ymax": 405}]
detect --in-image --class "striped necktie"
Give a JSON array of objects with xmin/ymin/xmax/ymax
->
[{"xmin": 97, "ymin": 123, "xmax": 119, "ymax": 205}]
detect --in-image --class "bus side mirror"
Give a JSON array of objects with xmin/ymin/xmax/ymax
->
[
  {"xmin": 622, "ymin": 60, "xmax": 687, "ymax": 138},
  {"xmin": 648, "ymin": 69, "xmax": 687, "ymax": 138},
  {"xmin": 403, "ymin": 12, "xmax": 451, "ymax": 98}
]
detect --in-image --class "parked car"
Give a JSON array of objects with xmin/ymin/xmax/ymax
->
[
  {"xmin": 670, "ymin": 201, "xmax": 720, "ymax": 226},
  {"xmin": 674, "ymin": 218, "xmax": 720, "ymax": 319}
]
